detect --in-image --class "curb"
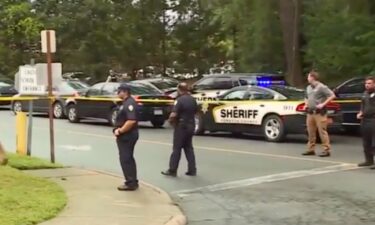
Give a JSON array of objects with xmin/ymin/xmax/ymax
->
[{"xmin": 88, "ymin": 168, "xmax": 187, "ymax": 225}]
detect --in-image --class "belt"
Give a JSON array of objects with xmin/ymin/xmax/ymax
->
[{"xmin": 307, "ymin": 109, "xmax": 327, "ymax": 114}]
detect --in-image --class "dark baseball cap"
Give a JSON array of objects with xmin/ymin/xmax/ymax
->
[{"xmin": 117, "ymin": 83, "xmax": 131, "ymax": 93}]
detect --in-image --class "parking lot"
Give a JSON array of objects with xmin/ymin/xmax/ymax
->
[{"xmin": 1, "ymin": 107, "xmax": 374, "ymax": 225}]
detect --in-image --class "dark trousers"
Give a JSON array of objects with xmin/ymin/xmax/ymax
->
[
  {"xmin": 169, "ymin": 123, "xmax": 196, "ymax": 173},
  {"xmin": 116, "ymin": 135, "xmax": 138, "ymax": 186},
  {"xmin": 361, "ymin": 119, "xmax": 375, "ymax": 163}
]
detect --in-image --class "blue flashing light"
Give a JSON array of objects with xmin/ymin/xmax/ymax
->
[{"xmin": 256, "ymin": 78, "xmax": 285, "ymax": 86}]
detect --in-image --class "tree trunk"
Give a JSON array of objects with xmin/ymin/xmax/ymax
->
[
  {"xmin": 0, "ymin": 142, "xmax": 8, "ymax": 165},
  {"xmin": 279, "ymin": 0, "xmax": 304, "ymax": 87}
]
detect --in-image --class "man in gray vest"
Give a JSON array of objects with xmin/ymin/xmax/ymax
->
[{"xmin": 302, "ymin": 71, "xmax": 335, "ymax": 157}]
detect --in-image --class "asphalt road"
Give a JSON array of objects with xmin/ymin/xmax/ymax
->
[{"xmin": 1, "ymin": 107, "xmax": 374, "ymax": 225}]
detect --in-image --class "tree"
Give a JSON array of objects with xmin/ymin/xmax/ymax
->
[{"xmin": 279, "ymin": 0, "xmax": 303, "ymax": 86}]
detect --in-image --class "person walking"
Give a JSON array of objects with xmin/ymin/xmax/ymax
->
[
  {"xmin": 162, "ymin": 83, "xmax": 198, "ymax": 177},
  {"xmin": 357, "ymin": 76, "xmax": 375, "ymax": 168},
  {"xmin": 302, "ymin": 71, "xmax": 336, "ymax": 157},
  {"xmin": 113, "ymin": 83, "xmax": 139, "ymax": 191}
]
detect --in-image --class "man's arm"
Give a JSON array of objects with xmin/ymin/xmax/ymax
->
[
  {"xmin": 169, "ymin": 99, "xmax": 181, "ymax": 126},
  {"xmin": 118, "ymin": 120, "xmax": 137, "ymax": 134},
  {"xmin": 115, "ymin": 102, "xmax": 137, "ymax": 135},
  {"xmin": 318, "ymin": 86, "xmax": 336, "ymax": 108}
]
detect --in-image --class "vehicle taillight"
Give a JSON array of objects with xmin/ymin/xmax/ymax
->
[
  {"xmin": 133, "ymin": 95, "xmax": 143, "ymax": 105},
  {"xmin": 326, "ymin": 102, "xmax": 341, "ymax": 111},
  {"xmin": 296, "ymin": 103, "xmax": 306, "ymax": 112},
  {"xmin": 295, "ymin": 102, "xmax": 340, "ymax": 112}
]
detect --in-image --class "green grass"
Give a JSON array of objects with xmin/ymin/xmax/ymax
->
[
  {"xmin": 0, "ymin": 166, "xmax": 67, "ymax": 225},
  {"xmin": 6, "ymin": 153, "xmax": 63, "ymax": 170}
]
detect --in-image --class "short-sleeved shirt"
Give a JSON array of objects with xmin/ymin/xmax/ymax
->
[
  {"xmin": 173, "ymin": 94, "xmax": 198, "ymax": 123},
  {"xmin": 115, "ymin": 96, "xmax": 138, "ymax": 136},
  {"xmin": 361, "ymin": 91, "xmax": 375, "ymax": 118},
  {"xmin": 306, "ymin": 82, "xmax": 334, "ymax": 110}
]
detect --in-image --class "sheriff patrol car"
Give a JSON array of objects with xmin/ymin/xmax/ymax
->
[
  {"xmin": 191, "ymin": 73, "xmax": 286, "ymax": 101},
  {"xmin": 194, "ymin": 85, "xmax": 342, "ymax": 142}
]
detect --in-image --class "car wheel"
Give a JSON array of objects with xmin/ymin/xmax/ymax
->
[
  {"xmin": 67, "ymin": 104, "xmax": 80, "ymax": 123},
  {"xmin": 109, "ymin": 108, "xmax": 118, "ymax": 127},
  {"xmin": 53, "ymin": 102, "xmax": 65, "ymax": 119},
  {"xmin": 12, "ymin": 101, "xmax": 23, "ymax": 115},
  {"xmin": 194, "ymin": 113, "xmax": 205, "ymax": 135},
  {"xmin": 262, "ymin": 115, "xmax": 286, "ymax": 142},
  {"xmin": 151, "ymin": 119, "xmax": 165, "ymax": 128}
]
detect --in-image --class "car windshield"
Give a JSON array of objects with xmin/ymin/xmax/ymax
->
[
  {"xmin": 57, "ymin": 82, "xmax": 78, "ymax": 93},
  {"xmin": 67, "ymin": 81, "xmax": 89, "ymax": 90},
  {"xmin": 268, "ymin": 86, "xmax": 305, "ymax": 99},
  {"xmin": 150, "ymin": 79, "xmax": 178, "ymax": 90},
  {"xmin": 0, "ymin": 82, "xmax": 11, "ymax": 87},
  {"xmin": 130, "ymin": 83, "xmax": 162, "ymax": 95}
]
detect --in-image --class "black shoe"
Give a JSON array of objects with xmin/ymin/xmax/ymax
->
[
  {"xmin": 319, "ymin": 152, "xmax": 331, "ymax": 157},
  {"xmin": 117, "ymin": 184, "xmax": 139, "ymax": 191},
  {"xmin": 358, "ymin": 162, "xmax": 374, "ymax": 167},
  {"xmin": 302, "ymin": 151, "xmax": 315, "ymax": 156},
  {"xmin": 185, "ymin": 171, "xmax": 197, "ymax": 176},
  {"xmin": 161, "ymin": 170, "xmax": 177, "ymax": 177}
]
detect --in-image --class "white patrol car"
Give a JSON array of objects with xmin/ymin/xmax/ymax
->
[
  {"xmin": 191, "ymin": 73, "xmax": 286, "ymax": 101},
  {"xmin": 194, "ymin": 85, "xmax": 342, "ymax": 142}
]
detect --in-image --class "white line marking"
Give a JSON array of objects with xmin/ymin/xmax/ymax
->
[
  {"xmin": 59, "ymin": 145, "xmax": 92, "ymax": 151},
  {"xmin": 34, "ymin": 126, "xmax": 352, "ymax": 165},
  {"xmin": 173, "ymin": 164, "xmax": 360, "ymax": 196}
]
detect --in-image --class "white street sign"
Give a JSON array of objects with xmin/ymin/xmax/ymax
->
[
  {"xmin": 41, "ymin": 30, "xmax": 56, "ymax": 53},
  {"xmin": 19, "ymin": 66, "xmax": 45, "ymax": 94}
]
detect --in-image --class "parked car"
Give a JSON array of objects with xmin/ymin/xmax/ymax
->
[
  {"xmin": 333, "ymin": 77, "xmax": 365, "ymax": 132},
  {"xmin": 195, "ymin": 85, "xmax": 342, "ymax": 142},
  {"xmin": 190, "ymin": 73, "xmax": 287, "ymax": 101},
  {"xmin": 132, "ymin": 77, "xmax": 179, "ymax": 97},
  {"xmin": 0, "ymin": 81, "xmax": 18, "ymax": 106},
  {"xmin": 12, "ymin": 80, "xmax": 89, "ymax": 118},
  {"xmin": 65, "ymin": 82, "xmax": 173, "ymax": 128}
]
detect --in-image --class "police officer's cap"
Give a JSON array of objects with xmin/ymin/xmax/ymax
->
[{"xmin": 117, "ymin": 83, "xmax": 131, "ymax": 93}]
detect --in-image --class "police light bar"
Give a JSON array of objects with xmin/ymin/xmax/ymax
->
[{"xmin": 256, "ymin": 78, "xmax": 286, "ymax": 86}]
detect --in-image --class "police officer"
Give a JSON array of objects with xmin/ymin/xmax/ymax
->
[
  {"xmin": 162, "ymin": 83, "xmax": 198, "ymax": 177},
  {"xmin": 302, "ymin": 71, "xmax": 335, "ymax": 157},
  {"xmin": 357, "ymin": 76, "xmax": 375, "ymax": 169},
  {"xmin": 113, "ymin": 83, "xmax": 139, "ymax": 191}
]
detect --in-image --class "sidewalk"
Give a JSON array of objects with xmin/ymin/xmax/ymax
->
[{"xmin": 26, "ymin": 168, "xmax": 186, "ymax": 225}]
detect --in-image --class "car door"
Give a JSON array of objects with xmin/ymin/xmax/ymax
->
[
  {"xmin": 204, "ymin": 89, "xmax": 250, "ymax": 132},
  {"xmin": 235, "ymin": 87, "xmax": 275, "ymax": 133},
  {"xmin": 100, "ymin": 83, "xmax": 120, "ymax": 119},
  {"xmin": 335, "ymin": 78, "xmax": 364, "ymax": 125},
  {"xmin": 77, "ymin": 83, "xmax": 105, "ymax": 118}
]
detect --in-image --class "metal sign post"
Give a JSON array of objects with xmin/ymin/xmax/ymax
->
[{"xmin": 41, "ymin": 30, "xmax": 56, "ymax": 163}]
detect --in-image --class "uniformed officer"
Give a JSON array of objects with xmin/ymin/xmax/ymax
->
[
  {"xmin": 357, "ymin": 76, "xmax": 375, "ymax": 169},
  {"xmin": 113, "ymin": 83, "xmax": 139, "ymax": 191},
  {"xmin": 302, "ymin": 71, "xmax": 335, "ymax": 157},
  {"xmin": 162, "ymin": 83, "xmax": 198, "ymax": 177}
]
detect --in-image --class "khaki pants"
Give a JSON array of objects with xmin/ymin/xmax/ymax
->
[{"xmin": 306, "ymin": 113, "xmax": 330, "ymax": 152}]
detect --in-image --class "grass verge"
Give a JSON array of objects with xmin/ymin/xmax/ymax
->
[
  {"xmin": 6, "ymin": 153, "xmax": 63, "ymax": 170},
  {"xmin": 0, "ymin": 153, "xmax": 67, "ymax": 225}
]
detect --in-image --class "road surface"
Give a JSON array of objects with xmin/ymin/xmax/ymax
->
[{"xmin": 0, "ymin": 108, "xmax": 374, "ymax": 225}]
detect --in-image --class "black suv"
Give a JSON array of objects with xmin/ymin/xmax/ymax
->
[{"xmin": 333, "ymin": 77, "xmax": 365, "ymax": 132}]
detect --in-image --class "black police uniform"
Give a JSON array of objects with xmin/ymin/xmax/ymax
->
[
  {"xmin": 115, "ymin": 95, "xmax": 139, "ymax": 188},
  {"xmin": 168, "ymin": 94, "xmax": 198, "ymax": 174},
  {"xmin": 360, "ymin": 90, "xmax": 375, "ymax": 165}
]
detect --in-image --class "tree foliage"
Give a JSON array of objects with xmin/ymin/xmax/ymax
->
[{"xmin": 0, "ymin": 0, "xmax": 374, "ymax": 85}]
